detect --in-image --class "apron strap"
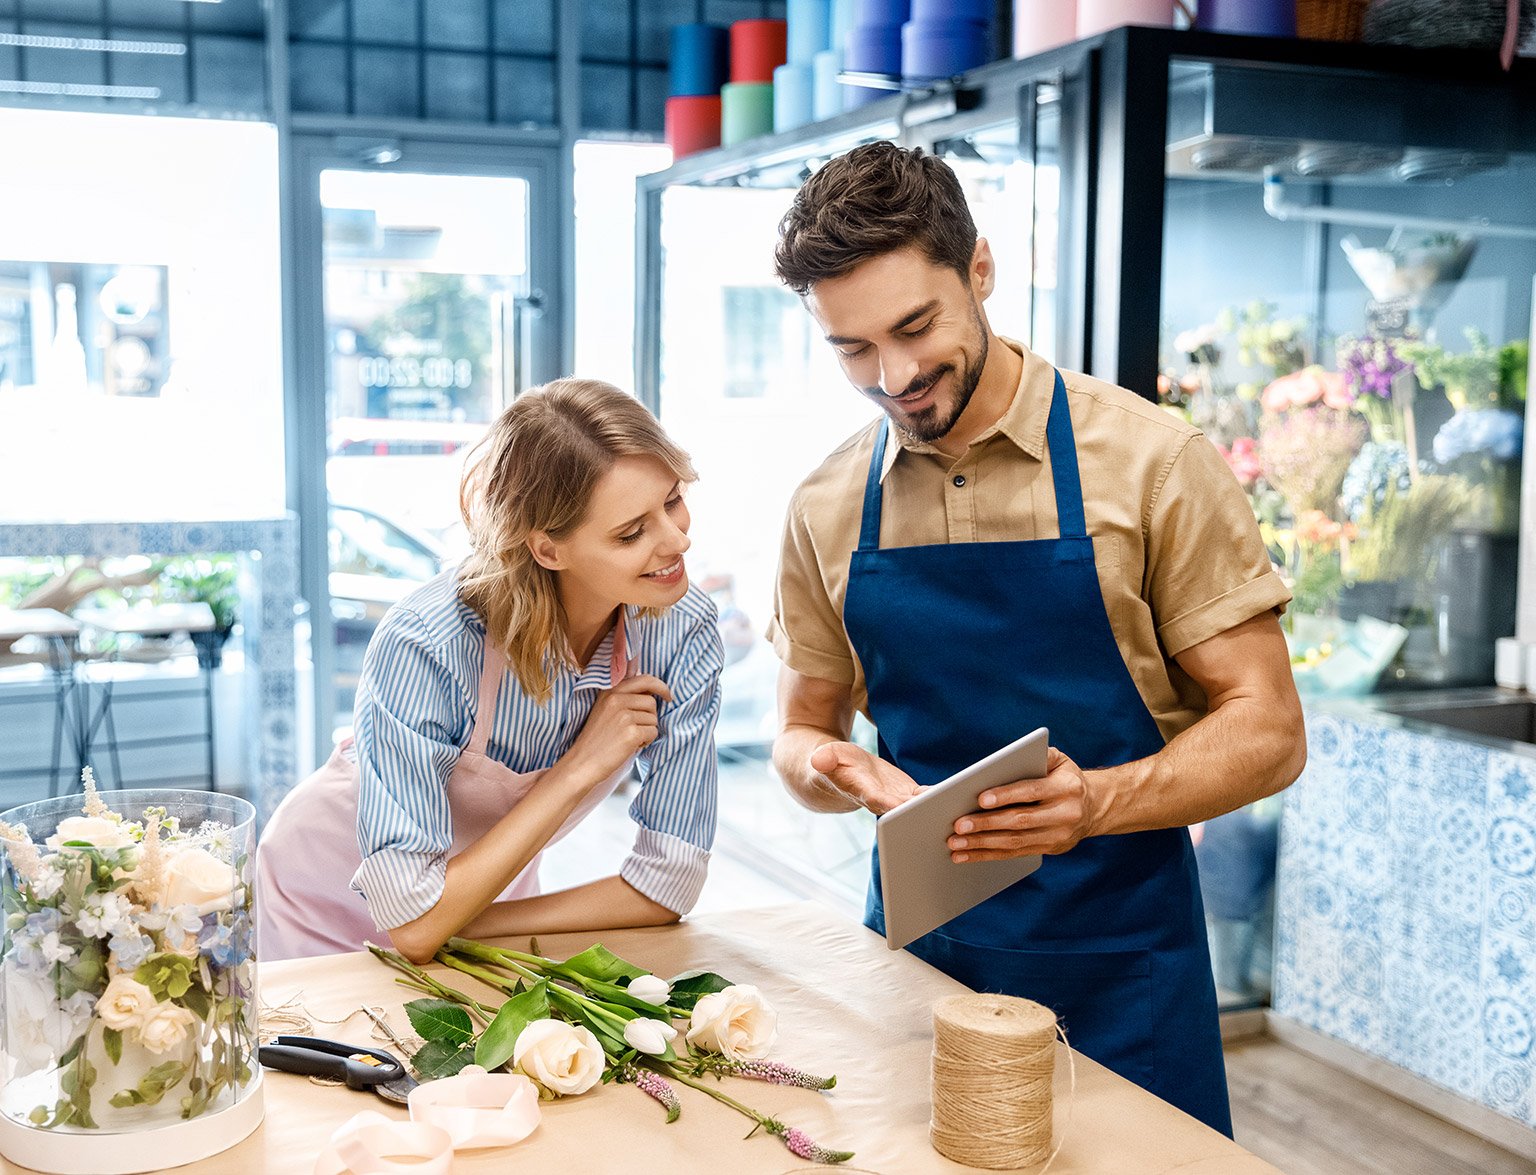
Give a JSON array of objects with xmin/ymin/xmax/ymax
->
[
  {"xmin": 468, "ymin": 635, "xmax": 507, "ymax": 755},
  {"xmin": 1045, "ymin": 369, "xmax": 1088, "ymax": 539},
  {"xmin": 857, "ymin": 368, "xmax": 1089, "ymax": 547}
]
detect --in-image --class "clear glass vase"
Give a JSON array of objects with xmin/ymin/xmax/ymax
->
[{"xmin": 0, "ymin": 788, "xmax": 259, "ymax": 1163}]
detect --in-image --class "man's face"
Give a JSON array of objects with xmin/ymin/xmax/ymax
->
[{"xmin": 804, "ymin": 245, "xmax": 990, "ymax": 444}]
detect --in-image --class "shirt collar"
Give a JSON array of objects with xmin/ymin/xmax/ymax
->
[
  {"xmin": 572, "ymin": 608, "xmax": 638, "ymax": 692},
  {"xmin": 878, "ymin": 337, "xmax": 1054, "ymax": 482}
]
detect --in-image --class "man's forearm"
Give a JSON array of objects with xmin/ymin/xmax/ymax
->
[
  {"xmin": 1089, "ymin": 694, "xmax": 1306, "ymax": 836},
  {"xmin": 773, "ymin": 724, "xmax": 860, "ymax": 813}
]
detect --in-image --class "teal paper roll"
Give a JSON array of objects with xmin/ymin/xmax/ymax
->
[
  {"xmin": 813, "ymin": 48, "xmax": 843, "ymax": 119},
  {"xmin": 774, "ymin": 62, "xmax": 815, "ymax": 131},
  {"xmin": 788, "ymin": 0, "xmax": 831, "ymax": 63},
  {"xmin": 721, "ymin": 81, "xmax": 775, "ymax": 145}
]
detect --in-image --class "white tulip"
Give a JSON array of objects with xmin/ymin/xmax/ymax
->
[
  {"xmin": 685, "ymin": 985, "xmax": 778, "ymax": 1061},
  {"xmin": 626, "ymin": 973, "xmax": 672, "ymax": 1005},
  {"xmin": 511, "ymin": 1019, "xmax": 604, "ymax": 1096},
  {"xmin": 621, "ymin": 1017, "xmax": 678, "ymax": 1056}
]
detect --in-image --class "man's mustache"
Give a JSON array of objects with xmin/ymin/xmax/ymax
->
[{"xmin": 865, "ymin": 364, "xmax": 952, "ymax": 401}]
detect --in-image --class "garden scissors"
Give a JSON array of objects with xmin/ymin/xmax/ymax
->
[{"xmin": 258, "ymin": 1035, "xmax": 418, "ymax": 1105}]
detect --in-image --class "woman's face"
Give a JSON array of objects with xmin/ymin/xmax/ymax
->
[{"xmin": 534, "ymin": 453, "xmax": 692, "ymax": 611}]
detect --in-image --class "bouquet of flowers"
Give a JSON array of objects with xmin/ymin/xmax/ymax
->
[
  {"xmin": 369, "ymin": 936, "xmax": 854, "ymax": 1165},
  {"xmin": 0, "ymin": 771, "xmax": 256, "ymax": 1134}
]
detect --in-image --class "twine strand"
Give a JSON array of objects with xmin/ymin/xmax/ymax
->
[{"xmin": 930, "ymin": 993, "xmax": 1077, "ymax": 1172}]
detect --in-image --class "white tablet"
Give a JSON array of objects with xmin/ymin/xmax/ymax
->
[{"xmin": 875, "ymin": 727, "xmax": 1049, "ymax": 951}]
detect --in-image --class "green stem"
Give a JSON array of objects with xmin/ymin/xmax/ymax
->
[
  {"xmin": 369, "ymin": 944, "xmax": 494, "ymax": 1023},
  {"xmin": 662, "ymin": 1065, "xmax": 772, "ymax": 1128}
]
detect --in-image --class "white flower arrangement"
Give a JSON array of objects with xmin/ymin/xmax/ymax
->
[{"xmin": 0, "ymin": 770, "xmax": 256, "ymax": 1131}]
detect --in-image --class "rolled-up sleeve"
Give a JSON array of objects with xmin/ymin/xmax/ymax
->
[
  {"xmin": 351, "ymin": 605, "xmax": 467, "ymax": 930},
  {"xmin": 622, "ymin": 609, "xmax": 723, "ymax": 914}
]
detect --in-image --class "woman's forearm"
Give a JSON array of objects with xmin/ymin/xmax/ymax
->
[{"xmin": 461, "ymin": 875, "xmax": 679, "ymax": 940}]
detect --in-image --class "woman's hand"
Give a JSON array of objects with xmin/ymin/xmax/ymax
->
[{"xmin": 563, "ymin": 674, "xmax": 674, "ymax": 784}]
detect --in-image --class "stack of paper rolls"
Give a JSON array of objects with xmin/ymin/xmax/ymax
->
[
  {"xmin": 903, "ymin": 0, "xmax": 993, "ymax": 81},
  {"xmin": 813, "ymin": 0, "xmax": 857, "ymax": 119},
  {"xmin": 665, "ymin": 23, "xmax": 728, "ymax": 159},
  {"xmin": 723, "ymin": 18, "xmax": 785, "ymax": 145},
  {"xmin": 1013, "ymin": 0, "xmax": 1077, "ymax": 58},
  {"xmin": 845, "ymin": 0, "xmax": 909, "ymax": 107},
  {"xmin": 775, "ymin": 0, "xmax": 829, "ymax": 132}
]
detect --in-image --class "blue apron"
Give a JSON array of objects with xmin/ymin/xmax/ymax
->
[{"xmin": 843, "ymin": 370, "xmax": 1232, "ymax": 1135}]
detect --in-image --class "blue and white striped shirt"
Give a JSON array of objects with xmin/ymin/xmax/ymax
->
[{"xmin": 351, "ymin": 569, "xmax": 723, "ymax": 930}]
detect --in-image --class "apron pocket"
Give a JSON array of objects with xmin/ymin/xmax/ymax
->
[{"xmin": 913, "ymin": 932, "xmax": 1156, "ymax": 1089}]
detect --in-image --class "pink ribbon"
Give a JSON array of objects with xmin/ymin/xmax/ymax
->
[{"xmin": 1502, "ymin": 0, "xmax": 1521, "ymax": 71}]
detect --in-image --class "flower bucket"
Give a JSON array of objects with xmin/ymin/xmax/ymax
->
[{"xmin": 0, "ymin": 787, "xmax": 264, "ymax": 1174}]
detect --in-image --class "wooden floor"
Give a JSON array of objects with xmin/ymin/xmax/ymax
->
[{"xmin": 1225, "ymin": 1036, "xmax": 1534, "ymax": 1175}]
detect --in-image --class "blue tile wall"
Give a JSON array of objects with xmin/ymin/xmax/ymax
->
[{"xmin": 1275, "ymin": 709, "xmax": 1536, "ymax": 1129}]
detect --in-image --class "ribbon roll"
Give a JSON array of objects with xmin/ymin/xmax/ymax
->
[
  {"xmin": 408, "ymin": 1064, "xmax": 542, "ymax": 1150},
  {"xmin": 314, "ymin": 1110, "xmax": 455, "ymax": 1175}
]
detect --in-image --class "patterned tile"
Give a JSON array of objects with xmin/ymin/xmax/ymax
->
[{"xmin": 1276, "ymin": 708, "xmax": 1536, "ymax": 1131}]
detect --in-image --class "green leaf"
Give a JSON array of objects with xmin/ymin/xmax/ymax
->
[
  {"xmin": 474, "ymin": 980, "xmax": 549, "ymax": 1072},
  {"xmin": 558, "ymin": 944, "xmax": 647, "ymax": 984},
  {"xmin": 180, "ymin": 982, "xmax": 212, "ymax": 1021},
  {"xmin": 404, "ymin": 998, "xmax": 474, "ymax": 1045},
  {"xmin": 411, "ymin": 1039, "xmax": 476, "ymax": 1080},
  {"xmin": 57, "ymin": 1034, "xmax": 86, "ymax": 1068},
  {"xmin": 571, "ymin": 1002, "xmax": 632, "ymax": 1060},
  {"xmin": 666, "ymin": 971, "xmax": 733, "ymax": 1011},
  {"xmin": 135, "ymin": 953, "xmax": 196, "ymax": 1001},
  {"xmin": 103, "ymin": 1028, "xmax": 122, "ymax": 1066},
  {"xmin": 581, "ymin": 977, "xmax": 671, "ymax": 1017}
]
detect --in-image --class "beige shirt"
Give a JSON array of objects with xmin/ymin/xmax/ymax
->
[{"xmin": 767, "ymin": 339, "xmax": 1292, "ymax": 744}]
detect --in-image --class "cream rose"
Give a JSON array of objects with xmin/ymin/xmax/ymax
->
[
  {"xmin": 137, "ymin": 1003, "xmax": 196, "ymax": 1055},
  {"xmin": 511, "ymin": 1019, "xmax": 604, "ymax": 1096},
  {"xmin": 621, "ymin": 1017, "xmax": 678, "ymax": 1056},
  {"xmin": 160, "ymin": 847, "xmax": 239, "ymax": 916},
  {"xmin": 96, "ymin": 974, "xmax": 157, "ymax": 1032},
  {"xmin": 685, "ymin": 985, "xmax": 778, "ymax": 1061},
  {"xmin": 46, "ymin": 816, "xmax": 135, "ymax": 851}
]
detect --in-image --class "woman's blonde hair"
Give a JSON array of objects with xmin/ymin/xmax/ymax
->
[{"xmin": 458, "ymin": 378, "xmax": 696, "ymax": 702}]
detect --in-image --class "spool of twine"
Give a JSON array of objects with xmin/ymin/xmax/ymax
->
[{"xmin": 930, "ymin": 993, "xmax": 1057, "ymax": 1170}]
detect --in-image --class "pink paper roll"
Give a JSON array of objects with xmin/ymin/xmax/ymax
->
[
  {"xmin": 1014, "ymin": 0, "xmax": 1077, "ymax": 57},
  {"xmin": 1076, "ymin": 0, "xmax": 1174, "ymax": 37}
]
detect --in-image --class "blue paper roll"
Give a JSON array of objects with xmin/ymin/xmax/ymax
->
[
  {"xmin": 831, "ymin": 0, "xmax": 858, "ymax": 45},
  {"xmin": 788, "ymin": 0, "xmax": 832, "ymax": 64},
  {"xmin": 845, "ymin": 21, "xmax": 904, "ymax": 74},
  {"xmin": 910, "ymin": 0, "xmax": 991, "ymax": 22},
  {"xmin": 670, "ymin": 23, "xmax": 729, "ymax": 97},
  {"xmin": 813, "ymin": 48, "xmax": 844, "ymax": 119},
  {"xmin": 901, "ymin": 19, "xmax": 990, "ymax": 79},
  {"xmin": 774, "ymin": 62, "xmax": 816, "ymax": 131},
  {"xmin": 854, "ymin": 0, "xmax": 911, "ymax": 27}
]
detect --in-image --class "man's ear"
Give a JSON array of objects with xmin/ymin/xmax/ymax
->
[
  {"xmin": 527, "ymin": 530, "xmax": 564, "ymax": 571},
  {"xmin": 971, "ymin": 238, "xmax": 997, "ymax": 301}
]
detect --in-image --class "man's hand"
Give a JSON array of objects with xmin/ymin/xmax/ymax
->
[
  {"xmin": 808, "ymin": 741, "xmax": 922, "ymax": 816},
  {"xmin": 946, "ymin": 746, "xmax": 1101, "ymax": 862}
]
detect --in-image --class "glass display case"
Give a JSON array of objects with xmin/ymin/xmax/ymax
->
[{"xmin": 636, "ymin": 29, "xmax": 1536, "ymax": 1002}]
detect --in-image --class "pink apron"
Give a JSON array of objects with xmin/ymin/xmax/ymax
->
[{"xmin": 255, "ymin": 618, "xmax": 635, "ymax": 961}]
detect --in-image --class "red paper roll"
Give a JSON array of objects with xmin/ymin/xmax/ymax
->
[
  {"xmin": 665, "ymin": 94, "xmax": 722, "ymax": 159},
  {"xmin": 730, "ymin": 18, "xmax": 788, "ymax": 83}
]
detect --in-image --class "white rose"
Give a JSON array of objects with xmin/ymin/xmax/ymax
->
[
  {"xmin": 46, "ymin": 815, "xmax": 135, "ymax": 851},
  {"xmin": 96, "ymin": 974, "xmax": 157, "ymax": 1032},
  {"xmin": 626, "ymin": 974, "xmax": 671, "ymax": 1005},
  {"xmin": 511, "ymin": 1019, "xmax": 604, "ymax": 1096},
  {"xmin": 159, "ymin": 847, "xmax": 239, "ymax": 916},
  {"xmin": 685, "ymin": 985, "xmax": 778, "ymax": 1061},
  {"xmin": 621, "ymin": 1017, "xmax": 678, "ymax": 1056},
  {"xmin": 137, "ymin": 1003, "xmax": 196, "ymax": 1055}
]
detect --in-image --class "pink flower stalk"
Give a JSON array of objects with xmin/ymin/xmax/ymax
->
[
  {"xmin": 769, "ymin": 1122, "xmax": 855, "ymax": 1165},
  {"xmin": 733, "ymin": 1060, "xmax": 836, "ymax": 1091},
  {"xmin": 1220, "ymin": 436, "xmax": 1263, "ymax": 488},
  {"xmin": 630, "ymin": 1066, "xmax": 681, "ymax": 1123}
]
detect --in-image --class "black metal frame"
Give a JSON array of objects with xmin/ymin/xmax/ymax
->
[{"xmin": 635, "ymin": 26, "xmax": 1536, "ymax": 411}]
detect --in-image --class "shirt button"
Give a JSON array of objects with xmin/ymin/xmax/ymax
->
[{"xmin": 952, "ymin": 474, "xmax": 967, "ymax": 487}]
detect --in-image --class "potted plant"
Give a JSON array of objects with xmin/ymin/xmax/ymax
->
[{"xmin": 156, "ymin": 557, "xmax": 239, "ymax": 670}]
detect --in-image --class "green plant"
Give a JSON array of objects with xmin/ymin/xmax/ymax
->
[
  {"xmin": 1348, "ymin": 475, "xmax": 1476, "ymax": 583},
  {"xmin": 1400, "ymin": 329, "xmax": 1504, "ymax": 410},
  {"xmin": 156, "ymin": 557, "xmax": 238, "ymax": 634},
  {"xmin": 1498, "ymin": 339, "xmax": 1529, "ymax": 405}
]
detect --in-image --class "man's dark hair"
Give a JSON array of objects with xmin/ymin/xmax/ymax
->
[{"xmin": 773, "ymin": 141, "xmax": 978, "ymax": 297}]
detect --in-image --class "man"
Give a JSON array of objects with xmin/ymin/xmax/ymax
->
[{"xmin": 766, "ymin": 140, "xmax": 1306, "ymax": 1136}]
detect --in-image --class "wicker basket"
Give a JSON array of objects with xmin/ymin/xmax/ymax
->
[{"xmin": 1296, "ymin": 0, "xmax": 1371, "ymax": 40}]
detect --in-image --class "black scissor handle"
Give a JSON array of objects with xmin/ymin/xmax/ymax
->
[{"xmin": 259, "ymin": 1035, "xmax": 408, "ymax": 1090}]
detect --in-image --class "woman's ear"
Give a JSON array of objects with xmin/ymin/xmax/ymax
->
[{"xmin": 527, "ymin": 530, "xmax": 564, "ymax": 571}]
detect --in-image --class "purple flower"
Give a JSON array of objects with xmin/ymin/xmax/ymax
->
[
  {"xmin": 628, "ymin": 1065, "xmax": 681, "ymax": 1123},
  {"xmin": 1339, "ymin": 335, "xmax": 1410, "ymax": 401},
  {"xmin": 732, "ymin": 1060, "xmax": 836, "ymax": 1090},
  {"xmin": 768, "ymin": 1122, "xmax": 855, "ymax": 1164}
]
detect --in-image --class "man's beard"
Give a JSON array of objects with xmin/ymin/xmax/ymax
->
[{"xmin": 870, "ymin": 308, "xmax": 989, "ymax": 444}]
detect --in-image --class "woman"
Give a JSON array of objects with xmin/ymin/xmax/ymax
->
[{"xmin": 256, "ymin": 379, "xmax": 723, "ymax": 963}]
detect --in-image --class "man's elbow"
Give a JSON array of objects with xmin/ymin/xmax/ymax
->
[{"xmin": 1273, "ymin": 704, "xmax": 1308, "ymax": 792}]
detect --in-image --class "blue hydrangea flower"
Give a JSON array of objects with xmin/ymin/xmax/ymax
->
[
  {"xmin": 1433, "ymin": 408, "xmax": 1523, "ymax": 464},
  {"xmin": 1340, "ymin": 441, "xmax": 1413, "ymax": 522},
  {"xmin": 109, "ymin": 931, "xmax": 155, "ymax": 968}
]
